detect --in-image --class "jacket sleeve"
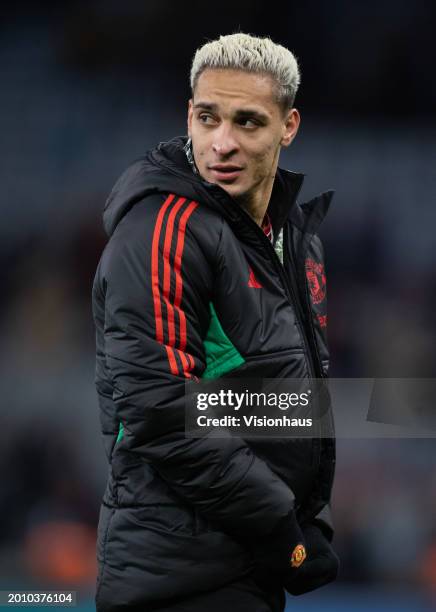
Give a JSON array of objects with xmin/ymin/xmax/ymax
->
[{"xmin": 100, "ymin": 196, "xmax": 296, "ymax": 540}]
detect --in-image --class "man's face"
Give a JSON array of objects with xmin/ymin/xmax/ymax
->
[{"xmin": 188, "ymin": 68, "xmax": 300, "ymax": 202}]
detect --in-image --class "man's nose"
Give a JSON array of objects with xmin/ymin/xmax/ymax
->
[{"xmin": 212, "ymin": 124, "xmax": 238, "ymax": 156}]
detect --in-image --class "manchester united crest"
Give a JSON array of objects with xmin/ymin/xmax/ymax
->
[
  {"xmin": 290, "ymin": 544, "xmax": 307, "ymax": 568},
  {"xmin": 305, "ymin": 258, "xmax": 326, "ymax": 305}
]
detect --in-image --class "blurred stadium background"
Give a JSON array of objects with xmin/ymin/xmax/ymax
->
[{"xmin": 0, "ymin": 1, "xmax": 435, "ymax": 610}]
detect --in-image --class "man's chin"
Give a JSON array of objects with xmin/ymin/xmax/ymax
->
[
  {"xmin": 211, "ymin": 179, "xmax": 246, "ymax": 199},
  {"xmin": 199, "ymin": 170, "xmax": 248, "ymax": 200}
]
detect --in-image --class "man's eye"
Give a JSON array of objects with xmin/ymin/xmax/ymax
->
[
  {"xmin": 239, "ymin": 118, "xmax": 259, "ymax": 128},
  {"xmin": 198, "ymin": 114, "xmax": 216, "ymax": 125}
]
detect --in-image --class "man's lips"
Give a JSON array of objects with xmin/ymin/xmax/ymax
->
[{"xmin": 208, "ymin": 165, "xmax": 244, "ymax": 182}]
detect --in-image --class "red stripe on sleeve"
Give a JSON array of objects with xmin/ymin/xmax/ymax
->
[
  {"xmin": 151, "ymin": 194, "xmax": 175, "ymax": 343},
  {"xmin": 165, "ymin": 345, "xmax": 179, "ymax": 375},
  {"xmin": 173, "ymin": 201, "xmax": 199, "ymax": 352},
  {"xmin": 177, "ymin": 350, "xmax": 191, "ymax": 378},
  {"xmin": 176, "ymin": 350, "xmax": 196, "ymax": 379},
  {"xmin": 162, "ymin": 197, "xmax": 187, "ymax": 346}
]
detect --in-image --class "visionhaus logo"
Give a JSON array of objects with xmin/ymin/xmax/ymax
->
[{"xmin": 195, "ymin": 414, "xmax": 314, "ymax": 427}]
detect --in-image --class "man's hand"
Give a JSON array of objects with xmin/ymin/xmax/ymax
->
[{"xmin": 284, "ymin": 523, "xmax": 339, "ymax": 596}]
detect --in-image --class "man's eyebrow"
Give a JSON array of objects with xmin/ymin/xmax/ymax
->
[
  {"xmin": 193, "ymin": 102, "xmax": 269, "ymax": 121},
  {"xmin": 193, "ymin": 102, "xmax": 218, "ymax": 111},
  {"xmin": 234, "ymin": 108, "xmax": 269, "ymax": 122}
]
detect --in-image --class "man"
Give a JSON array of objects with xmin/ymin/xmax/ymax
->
[{"xmin": 93, "ymin": 33, "xmax": 338, "ymax": 612}]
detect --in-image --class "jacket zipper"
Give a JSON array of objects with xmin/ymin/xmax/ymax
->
[
  {"xmin": 283, "ymin": 226, "xmax": 323, "ymax": 378},
  {"xmin": 301, "ymin": 269, "xmax": 326, "ymax": 378},
  {"xmin": 281, "ymin": 225, "xmax": 319, "ymax": 378}
]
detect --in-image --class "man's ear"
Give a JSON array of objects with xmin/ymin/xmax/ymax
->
[
  {"xmin": 187, "ymin": 99, "xmax": 193, "ymax": 138},
  {"xmin": 281, "ymin": 108, "xmax": 300, "ymax": 147}
]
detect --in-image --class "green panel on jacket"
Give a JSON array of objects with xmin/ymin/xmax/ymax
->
[{"xmin": 202, "ymin": 302, "xmax": 245, "ymax": 379}]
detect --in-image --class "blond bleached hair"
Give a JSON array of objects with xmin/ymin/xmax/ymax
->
[{"xmin": 190, "ymin": 33, "xmax": 301, "ymax": 110}]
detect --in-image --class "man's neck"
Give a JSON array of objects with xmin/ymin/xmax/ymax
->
[
  {"xmin": 236, "ymin": 176, "xmax": 275, "ymax": 226},
  {"xmin": 238, "ymin": 150, "xmax": 280, "ymax": 226}
]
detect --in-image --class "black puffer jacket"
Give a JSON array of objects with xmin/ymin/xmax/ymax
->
[{"xmin": 92, "ymin": 136, "xmax": 335, "ymax": 610}]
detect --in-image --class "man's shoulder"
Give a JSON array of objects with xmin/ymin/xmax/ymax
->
[
  {"xmin": 103, "ymin": 191, "xmax": 224, "ymax": 271},
  {"xmin": 118, "ymin": 191, "xmax": 223, "ymax": 235}
]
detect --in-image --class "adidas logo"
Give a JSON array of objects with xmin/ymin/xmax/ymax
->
[{"xmin": 248, "ymin": 266, "xmax": 262, "ymax": 288}]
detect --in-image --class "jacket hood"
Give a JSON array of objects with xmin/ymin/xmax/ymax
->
[{"xmin": 103, "ymin": 136, "xmax": 332, "ymax": 238}]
